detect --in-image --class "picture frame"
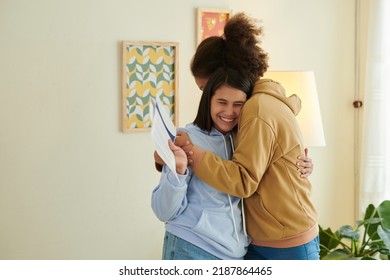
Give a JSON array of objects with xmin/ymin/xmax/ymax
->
[
  {"xmin": 196, "ymin": 8, "xmax": 231, "ymax": 46},
  {"xmin": 122, "ymin": 41, "xmax": 179, "ymax": 132}
]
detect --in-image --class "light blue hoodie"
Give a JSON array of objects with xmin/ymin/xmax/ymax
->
[{"xmin": 151, "ymin": 123, "xmax": 250, "ymax": 259}]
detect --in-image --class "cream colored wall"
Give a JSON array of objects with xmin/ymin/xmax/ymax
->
[{"xmin": 0, "ymin": 0, "xmax": 356, "ymax": 259}]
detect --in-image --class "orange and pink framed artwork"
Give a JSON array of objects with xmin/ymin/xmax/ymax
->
[{"xmin": 196, "ymin": 8, "xmax": 231, "ymax": 46}]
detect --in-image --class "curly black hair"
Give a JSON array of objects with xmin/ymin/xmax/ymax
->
[{"xmin": 190, "ymin": 12, "xmax": 269, "ymax": 85}]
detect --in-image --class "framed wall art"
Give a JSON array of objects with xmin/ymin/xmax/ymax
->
[
  {"xmin": 122, "ymin": 41, "xmax": 179, "ymax": 132},
  {"xmin": 196, "ymin": 8, "xmax": 231, "ymax": 46}
]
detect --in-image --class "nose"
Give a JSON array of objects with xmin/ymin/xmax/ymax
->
[{"xmin": 225, "ymin": 104, "xmax": 235, "ymax": 116}]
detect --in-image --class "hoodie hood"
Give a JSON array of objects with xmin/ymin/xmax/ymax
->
[{"xmin": 252, "ymin": 78, "xmax": 301, "ymax": 116}]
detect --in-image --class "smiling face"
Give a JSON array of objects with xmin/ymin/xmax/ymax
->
[
  {"xmin": 193, "ymin": 68, "xmax": 252, "ymax": 134},
  {"xmin": 210, "ymin": 83, "xmax": 247, "ymax": 134}
]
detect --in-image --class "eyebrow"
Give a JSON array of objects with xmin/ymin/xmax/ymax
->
[{"xmin": 215, "ymin": 98, "xmax": 245, "ymax": 104}]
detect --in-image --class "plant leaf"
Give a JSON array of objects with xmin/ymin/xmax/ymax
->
[
  {"xmin": 322, "ymin": 249, "xmax": 354, "ymax": 260},
  {"xmin": 364, "ymin": 204, "xmax": 376, "ymax": 219},
  {"xmin": 339, "ymin": 225, "xmax": 360, "ymax": 240},
  {"xmin": 361, "ymin": 255, "xmax": 377, "ymax": 260},
  {"xmin": 364, "ymin": 217, "xmax": 383, "ymax": 225},
  {"xmin": 378, "ymin": 200, "xmax": 390, "ymax": 229},
  {"xmin": 319, "ymin": 226, "xmax": 341, "ymax": 258},
  {"xmin": 378, "ymin": 225, "xmax": 390, "ymax": 249},
  {"xmin": 364, "ymin": 204, "xmax": 381, "ymax": 240}
]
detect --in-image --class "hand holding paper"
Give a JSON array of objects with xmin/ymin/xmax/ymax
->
[
  {"xmin": 150, "ymin": 95, "xmax": 180, "ymax": 182},
  {"xmin": 167, "ymin": 139, "xmax": 187, "ymax": 175}
]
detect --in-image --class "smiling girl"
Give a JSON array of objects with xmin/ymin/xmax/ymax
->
[{"xmin": 152, "ymin": 67, "xmax": 252, "ymax": 260}]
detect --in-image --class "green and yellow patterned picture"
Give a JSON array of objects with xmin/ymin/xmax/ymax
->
[{"xmin": 122, "ymin": 41, "xmax": 179, "ymax": 132}]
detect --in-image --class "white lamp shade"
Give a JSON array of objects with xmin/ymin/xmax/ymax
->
[{"xmin": 263, "ymin": 71, "xmax": 326, "ymax": 147}]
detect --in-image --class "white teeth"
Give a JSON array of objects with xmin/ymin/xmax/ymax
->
[{"xmin": 220, "ymin": 117, "xmax": 234, "ymax": 123}]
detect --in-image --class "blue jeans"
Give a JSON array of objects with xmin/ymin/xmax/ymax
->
[
  {"xmin": 244, "ymin": 236, "xmax": 320, "ymax": 260},
  {"xmin": 162, "ymin": 231, "xmax": 221, "ymax": 260}
]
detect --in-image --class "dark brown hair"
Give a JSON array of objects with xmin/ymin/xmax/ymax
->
[{"xmin": 191, "ymin": 12, "xmax": 269, "ymax": 85}]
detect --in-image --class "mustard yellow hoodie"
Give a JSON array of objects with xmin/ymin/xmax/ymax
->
[{"xmin": 194, "ymin": 78, "xmax": 318, "ymax": 248}]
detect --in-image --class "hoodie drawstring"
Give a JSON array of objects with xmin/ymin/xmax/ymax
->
[{"xmin": 228, "ymin": 194, "xmax": 240, "ymax": 243}]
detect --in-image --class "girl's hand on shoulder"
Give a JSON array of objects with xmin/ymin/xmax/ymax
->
[{"xmin": 297, "ymin": 148, "xmax": 314, "ymax": 178}]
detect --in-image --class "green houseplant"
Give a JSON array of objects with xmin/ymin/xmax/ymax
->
[{"xmin": 319, "ymin": 200, "xmax": 390, "ymax": 260}]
